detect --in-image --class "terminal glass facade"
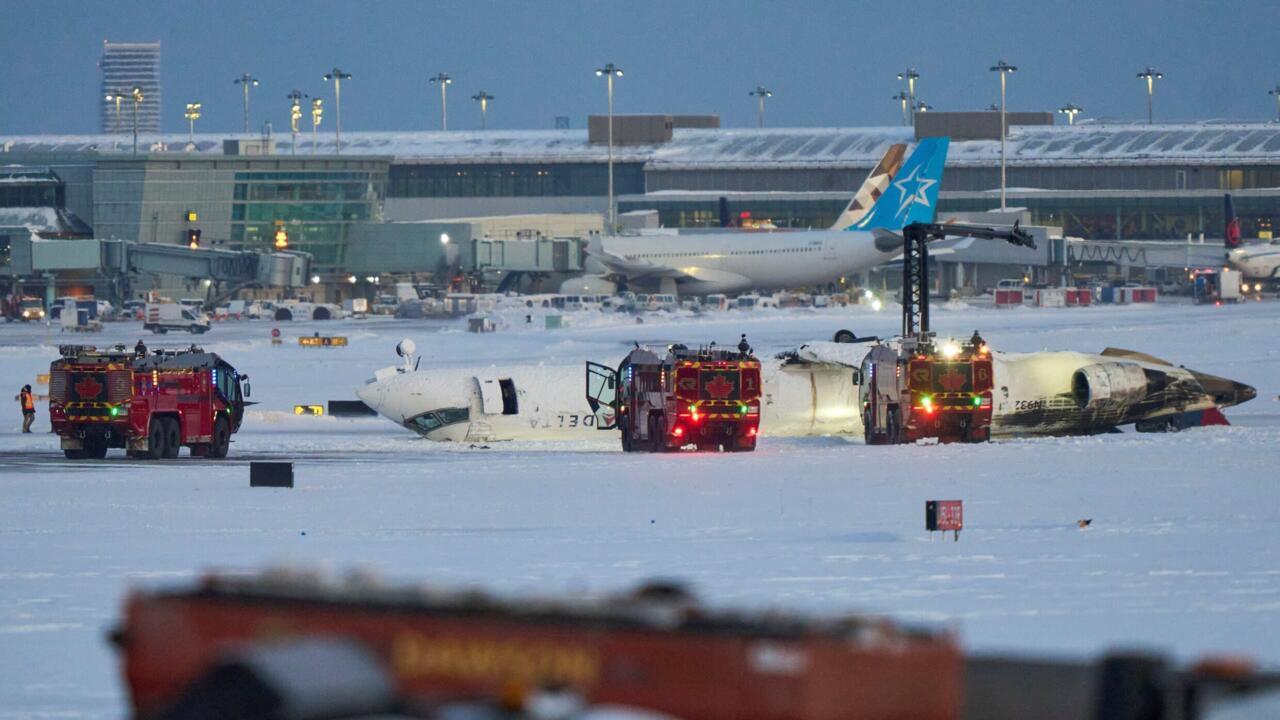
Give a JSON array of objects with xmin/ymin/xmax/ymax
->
[
  {"xmin": 389, "ymin": 162, "xmax": 644, "ymax": 198},
  {"xmin": 230, "ymin": 170, "xmax": 384, "ymax": 267}
]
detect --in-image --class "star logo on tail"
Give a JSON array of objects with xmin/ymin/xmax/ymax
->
[{"xmin": 893, "ymin": 164, "xmax": 936, "ymax": 218}]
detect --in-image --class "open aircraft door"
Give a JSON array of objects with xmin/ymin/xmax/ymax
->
[
  {"xmin": 476, "ymin": 377, "xmax": 518, "ymax": 415},
  {"xmin": 585, "ymin": 362, "xmax": 618, "ymax": 430}
]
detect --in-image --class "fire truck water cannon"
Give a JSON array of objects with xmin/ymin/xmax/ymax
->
[
  {"xmin": 860, "ymin": 222, "xmax": 1034, "ymax": 445},
  {"xmin": 49, "ymin": 343, "xmax": 250, "ymax": 460},
  {"xmin": 586, "ymin": 337, "xmax": 762, "ymax": 452}
]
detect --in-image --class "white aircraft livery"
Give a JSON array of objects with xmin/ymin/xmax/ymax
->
[
  {"xmin": 1224, "ymin": 193, "xmax": 1280, "ymax": 283},
  {"xmin": 356, "ymin": 337, "xmax": 1255, "ymax": 444},
  {"xmin": 581, "ymin": 138, "xmax": 948, "ymax": 296}
]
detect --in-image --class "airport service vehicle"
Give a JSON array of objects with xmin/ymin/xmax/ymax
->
[
  {"xmin": 16, "ymin": 296, "xmax": 44, "ymax": 321},
  {"xmin": 113, "ymin": 571, "xmax": 1280, "ymax": 720},
  {"xmin": 112, "ymin": 572, "xmax": 958, "ymax": 720},
  {"xmin": 586, "ymin": 342, "xmax": 762, "ymax": 452},
  {"xmin": 49, "ymin": 344, "xmax": 248, "ymax": 460},
  {"xmin": 860, "ymin": 336, "xmax": 994, "ymax": 444},
  {"xmin": 143, "ymin": 302, "xmax": 209, "ymax": 334},
  {"xmin": 1192, "ymin": 268, "xmax": 1243, "ymax": 304}
]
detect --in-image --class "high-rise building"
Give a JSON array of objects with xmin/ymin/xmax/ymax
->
[{"xmin": 100, "ymin": 41, "xmax": 161, "ymax": 134}]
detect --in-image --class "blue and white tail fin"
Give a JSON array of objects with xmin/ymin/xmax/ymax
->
[{"xmin": 848, "ymin": 137, "xmax": 949, "ymax": 232}]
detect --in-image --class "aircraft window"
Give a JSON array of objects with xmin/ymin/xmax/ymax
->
[
  {"xmin": 405, "ymin": 407, "xmax": 471, "ymax": 434},
  {"xmin": 407, "ymin": 413, "xmax": 442, "ymax": 432}
]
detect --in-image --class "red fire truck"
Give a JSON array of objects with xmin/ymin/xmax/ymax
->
[
  {"xmin": 49, "ymin": 344, "xmax": 250, "ymax": 460},
  {"xmin": 112, "ymin": 572, "xmax": 1280, "ymax": 720},
  {"xmin": 115, "ymin": 572, "xmax": 960, "ymax": 720},
  {"xmin": 860, "ymin": 336, "xmax": 994, "ymax": 444},
  {"xmin": 586, "ymin": 341, "xmax": 761, "ymax": 452}
]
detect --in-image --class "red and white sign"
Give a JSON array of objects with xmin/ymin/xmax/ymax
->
[{"xmin": 926, "ymin": 500, "xmax": 963, "ymax": 532}]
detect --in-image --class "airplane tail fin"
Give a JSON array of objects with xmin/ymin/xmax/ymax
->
[
  {"xmin": 848, "ymin": 137, "xmax": 949, "ymax": 232},
  {"xmin": 1224, "ymin": 193, "xmax": 1241, "ymax": 249},
  {"xmin": 830, "ymin": 144, "xmax": 906, "ymax": 230}
]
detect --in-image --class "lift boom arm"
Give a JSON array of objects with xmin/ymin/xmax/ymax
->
[{"xmin": 901, "ymin": 221, "xmax": 1036, "ymax": 336}]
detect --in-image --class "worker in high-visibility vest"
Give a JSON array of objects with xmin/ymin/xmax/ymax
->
[{"xmin": 19, "ymin": 384, "xmax": 35, "ymax": 433}]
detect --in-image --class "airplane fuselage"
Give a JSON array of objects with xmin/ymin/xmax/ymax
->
[
  {"xmin": 1229, "ymin": 244, "xmax": 1280, "ymax": 280},
  {"xmin": 598, "ymin": 230, "xmax": 897, "ymax": 295},
  {"xmin": 357, "ymin": 345, "xmax": 1253, "ymax": 444}
]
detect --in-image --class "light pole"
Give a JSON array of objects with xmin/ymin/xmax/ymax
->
[
  {"xmin": 287, "ymin": 90, "xmax": 305, "ymax": 155},
  {"xmin": 916, "ymin": 102, "xmax": 933, "ymax": 113},
  {"xmin": 323, "ymin": 68, "xmax": 351, "ymax": 153},
  {"xmin": 749, "ymin": 86, "xmax": 772, "ymax": 128},
  {"xmin": 1136, "ymin": 67, "xmax": 1162, "ymax": 124},
  {"xmin": 989, "ymin": 60, "xmax": 1017, "ymax": 211},
  {"xmin": 893, "ymin": 91, "xmax": 910, "ymax": 126},
  {"xmin": 130, "ymin": 86, "xmax": 144, "ymax": 155},
  {"xmin": 233, "ymin": 73, "xmax": 259, "ymax": 134},
  {"xmin": 596, "ymin": 63, "xmax": 623, "ymax": 232},
  {"xmin": 105, "ymin": 91, "xmax": 125, "ymax": 133},
  {"xmin": 1269, "ymin": 85, "xmax": 1280, "ymax": 123},
  {"xmin": 897, "ymin": 68, "xmax": 919, "ymax": 126},
  {"xmin": 1058, "ymin": 103, "xmax": 1083, "ymax": 125},
  {"xmin": 310, "ymin": 98, "xmax": 324, "ymax": 154},
  {"xmin": 184, "ymin": 102, "xmax": 202, "ymax": 144},
  {"xmin": 471, "ymin": 90, "xmax": 494, "ymax": 129},
  {"xmin": 429, "ymin": 72, "xmax": 452, "ymax": 130}
]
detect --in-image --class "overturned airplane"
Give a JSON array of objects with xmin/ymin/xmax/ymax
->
[{"xmin": 355, "ymin": 337, "xmax": 1255, "ymax": 444}]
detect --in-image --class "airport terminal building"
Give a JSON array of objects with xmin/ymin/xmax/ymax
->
[{"xmin": 2, "ymin": 113, "xmax": 1278, "ymax": 296}]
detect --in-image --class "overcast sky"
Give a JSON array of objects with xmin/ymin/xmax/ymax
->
[{"xmin": 1, "ymin": 0, "xmax": 1276, "ymax": 135}]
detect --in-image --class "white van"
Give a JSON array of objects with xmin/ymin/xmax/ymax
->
[
  {"xmin": 647, "ymin": 294, "xmax": 677, "ymax": 311},
  {"xmin": 144, "ymin": 303, "xmax": 210, "ymax": 334}
]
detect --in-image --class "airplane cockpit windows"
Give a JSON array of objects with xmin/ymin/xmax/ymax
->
[{"xmin": 405, "ymin": 407, "xmax": 471, "ymax": 436}]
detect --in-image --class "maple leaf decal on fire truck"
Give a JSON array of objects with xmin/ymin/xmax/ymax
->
[
  {"xmin": 937, "ymin": 368, "xmax": 970, "ymax": 393},
  {"xmin": 75, "ymin": 376, "xmax": 104, "ymax": 401},
  {"xmin": 704, "ymin": 374, "xmax": 735, "ymax": 399}
]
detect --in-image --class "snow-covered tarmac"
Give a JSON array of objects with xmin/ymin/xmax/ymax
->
[{"xmin": 1, "ymin": 300, "xmax": 1278, "ymax": 717}]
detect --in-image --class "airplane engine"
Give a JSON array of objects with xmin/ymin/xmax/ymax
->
[{"xmin": 1071, "ymin": 362, "xmax": 1148, "ymax": 410}]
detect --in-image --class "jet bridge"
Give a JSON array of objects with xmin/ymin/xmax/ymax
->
[{"xmin": 6, "ymin": 236, "xmax": 311, "ymax": 303}]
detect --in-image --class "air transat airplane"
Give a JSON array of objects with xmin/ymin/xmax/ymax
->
[
  {"xmin": 355, "ymin": 339, "xmax": 1255, "ymax": 443},
  {"xmin": 1223, "ymin": 193, "xmax": 1280, "ymax": 284},
  {"xmin": 577, "ymin": 139, "xmax": 945, "ymax": 296}
]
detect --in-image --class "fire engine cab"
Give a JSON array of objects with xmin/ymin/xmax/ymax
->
[
  {"xmin": 49, "ymin": 344, "xmax": 249, "ymax": 460},
  {"xmin": 586, "ymin": 341, "xmax": 761, "ymax": 452}
]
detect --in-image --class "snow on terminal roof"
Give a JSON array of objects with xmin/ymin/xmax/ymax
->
[{"xmin": 1, "ymin": 122, "xmax": 1279, "ymax": 167}]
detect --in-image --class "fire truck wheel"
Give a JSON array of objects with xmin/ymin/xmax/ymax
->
[
  {"xmin": 63, "ymin": 448, "xmax": 87, "ymax": 460},
  {"xmin": 83, "ymin": 439, "xmax": 108, "ymax": 459},
  {"xmin": 162, "ymin": 418, "xmax": 181, "ymax": 458},
  {"xmin": 649, "ymin": 414, "xmax": 666, "ymax": 453},
  {"xmin": 210, "ymin": 416, "xmax": 231, "ymax": 459},
  {"xmin": 886, "ymin": 406, "xmax": 902, "ymax": 444},
  {"xmin": 620, "ymin": 425, "xmax": 633, "ymax": 452},
  {"xmin": 145, "ymin": 419, "xmax": 167, "ymax": 460}
]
